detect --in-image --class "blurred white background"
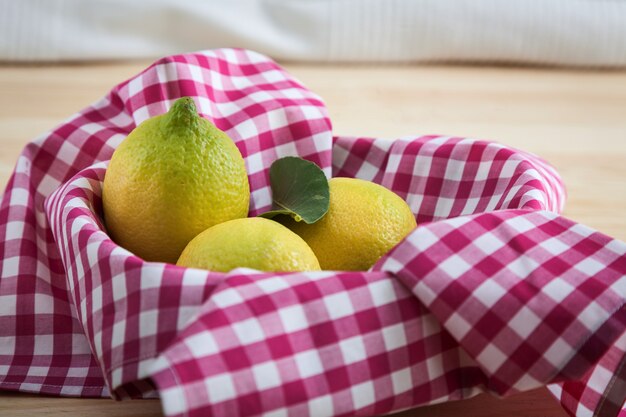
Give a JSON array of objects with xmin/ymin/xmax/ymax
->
[{"xmin": 1, "ymin": 0, "xmax": 625, "ymax": 67}]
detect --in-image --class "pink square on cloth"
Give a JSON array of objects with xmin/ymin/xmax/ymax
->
[{"xmin": 0, "ymin": 49, "xmax": 624, "ymax": 417}]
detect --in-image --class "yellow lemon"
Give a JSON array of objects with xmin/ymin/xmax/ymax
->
[
  {"xmin": 282, "ymin": 177, "xmax": 416, "ymax": 271},
  {"xmin": 102, "ymin": 97, "xmax": 249, "ymax": 264},
  {"xmin": 177, "ymin": 217, "xmax": 320, "ymax": 272}
]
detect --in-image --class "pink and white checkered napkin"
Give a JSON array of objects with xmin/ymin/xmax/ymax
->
[{"xmin": 0, "ymin": 49, "xmax": 624, "ymax": 417}]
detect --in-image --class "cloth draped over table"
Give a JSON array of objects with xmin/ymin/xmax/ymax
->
[{"xmin": 0, "ymin": 49, "xmax": 624, "ymax": 417}]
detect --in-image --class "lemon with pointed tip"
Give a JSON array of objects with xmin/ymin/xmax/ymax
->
[
  {"xmin": 177, "ymin": 217, "xmax": 320, "ymax": 272},
  {"xmin": 281, "ymin": 177, "xmax": 416, "ymax": 271},
  {"xmin": 102, "ymin": 97, "xmax": 250, "ymax": 264}
]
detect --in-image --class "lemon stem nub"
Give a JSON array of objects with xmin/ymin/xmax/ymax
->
[{"xmin": 167, "ymin": 97, "xmax": 199, "ymax": 131}]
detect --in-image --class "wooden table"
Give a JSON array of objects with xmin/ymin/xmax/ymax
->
[{"xmin": 1, "ymin": 61, "xmax": 625, "ymax": 416}]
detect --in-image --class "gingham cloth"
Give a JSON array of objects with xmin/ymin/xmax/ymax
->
[{"xmin": 0, "ymin": 49, "xmax": 624, "ymax": 417}]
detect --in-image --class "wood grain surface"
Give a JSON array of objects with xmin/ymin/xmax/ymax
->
[
  {"xmin": 0, "ymin": 388, "xmax": 561, "ymax": 417},
  {"xmin": 1, "ymin": 60, "xmax": 625, "ymax": 416}
]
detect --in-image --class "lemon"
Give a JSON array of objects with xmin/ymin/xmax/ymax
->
[
  {"xmin": 102, "ymin": 97, "xmax": 249, "ymax": 264},
  {"xmin": 177, "ymin": 217, "xmax": 320, "ymax": 272},
  {"xmin": 281, "ymin": 177, "xmax": 416, "ymax": 271}
]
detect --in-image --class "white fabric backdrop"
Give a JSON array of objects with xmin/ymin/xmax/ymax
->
[{"xmin": 1, "ymin": 0, "xmax": 625, "ymax": 67}]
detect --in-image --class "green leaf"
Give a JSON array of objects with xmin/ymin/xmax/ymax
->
[{"xmin": 259, "ymin": 156, "xmax": 330, "ymax": 224}]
